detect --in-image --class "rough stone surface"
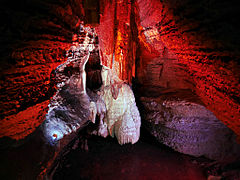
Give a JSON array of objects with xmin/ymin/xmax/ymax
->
[
  {"xmin": 1, "ymin": 0, "xmax": 239, "ymax": 142},
  {"xmin": 140, "ymin": 91, "xmax": 240, "ymax": 160},
  {"xmin": 42, "ymin": 24, "xmax": 141, "ymax": 146},
  {"xmin": 0, "ymin": 0, "xmax": 85, "ymax": 139},
  {"xmin": 39, "ymin": 25, "xmax": 100, "ymax": 178},
  {"xmin": 136, "ymin": 26, "xmax": 195, "ymax": 91},
  {"xmin": 43, "ymin": 84, "xmax": 91, "ymax": 144},
  {"xmin": 136, "ymin": 0, "xmax": 240, "ymax": 138},
  {"xmin": 42, "ymin": 24, "xmax": 98, "ymax": 145}
]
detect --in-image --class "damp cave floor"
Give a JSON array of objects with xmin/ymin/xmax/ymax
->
[{"xmin": 53, "ymin": 130, "xmax": 208, "ymax": 180}]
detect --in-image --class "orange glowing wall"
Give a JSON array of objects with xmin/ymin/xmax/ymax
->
[
  {"xmin": 137, "ymin": 0, "xmax": 240, "ymax": 140},
  {"xmin": 97, "ymin": 0, "xmax": 137, "ymax": 84}
]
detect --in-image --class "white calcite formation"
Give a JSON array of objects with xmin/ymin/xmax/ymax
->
[
  {"xmin": 43, "ymin": 24, "xmax": 141, "ymax": 145},
  {"xmin": 96, "ymin": 66, "xmax": 141, "ymax": 145},
  {"xmin": 44, "ymin": 61, "xmax": 141, "ymax": 145}
]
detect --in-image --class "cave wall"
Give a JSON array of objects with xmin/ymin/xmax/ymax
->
[
  {"xmin": 135, "ymin": 25, "xmax": 195, "ymax": 92},
  {"xmin": 96, "ymin": 0, "xmax": 137, "ymax": 83},
  {"xmin": 136, "ymin": 0, "xmax": 240, "ymax": 139},
  {"xmin": 0, "ymin": 0, "xmax": 85, "ymax": 139},
  {"xmin": 0, "ymin": 0, "xmax": 239, "ymax": 141},
  {"xmin": 97, "ymin": 0, "xmax": 240, "ymax": 139}
]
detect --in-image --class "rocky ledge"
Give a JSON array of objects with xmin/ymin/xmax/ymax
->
[{"xmin": 140, "ymin": 90, "xmax": 240, "ymax": 160}]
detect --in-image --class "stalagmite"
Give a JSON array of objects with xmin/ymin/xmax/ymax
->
[{"xmin": 97, "ymin": 65, "xmax": 141, "ymax": 145}]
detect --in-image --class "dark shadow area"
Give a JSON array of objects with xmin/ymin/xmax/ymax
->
[{"xmin": 52, "ymin": 127, "xmax": 207, "ymax": 180}]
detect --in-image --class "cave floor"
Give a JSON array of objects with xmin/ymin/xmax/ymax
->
[{"xmin": 53, "ymin": 130, "xmax": 208, "ymax": 180}]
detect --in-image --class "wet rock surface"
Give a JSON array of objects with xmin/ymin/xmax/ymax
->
[
  {"xmin": 139, "ymin": 89, "xmax": 240, "ymax": 160},
  {"xmin": 52, "ymin": 132, "xmax": 207, "ymax": 180},
  {"xmin": 1, "ymin": 128, "xmax": 239, "ymax": 180}
]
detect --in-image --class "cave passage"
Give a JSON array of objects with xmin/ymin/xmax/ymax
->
[{"xmin": 1, "ymin": 0, "xmax": 240, "ymax": 179}]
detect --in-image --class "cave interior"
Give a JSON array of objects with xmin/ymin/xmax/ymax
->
[{"xmin": 0, "ymin": 0, "xmax": 240, "ymax": 179}]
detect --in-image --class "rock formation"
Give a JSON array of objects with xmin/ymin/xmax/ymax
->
[
  {"xmin": 1, "ymin": 0, "xmax": 239, "ymax": 142},
  {"xmin": 43, "ymin": 24, "xmax": 141, "ymax": 146},
  {"xmin": 135, "ymin": 0, "xmax": 240, "ymax": 139},
  {"xmin": 43, "ymin": 53, "xmax": 92, "ymax": 144},
  {"xmin": 97, "ymin": 65, "xmax": 141, "ymax": 145},
  {"xmin": 0, "ymin": 0, "xmax": 240, "ymax": 178},
  {"xmin": 42, "ymin": 23, "xmax": 95, "ymax": 144},
  {"xmin": 0, "ymin": 0, "xmax": 84, "ymax": 140},
  {"xmin": 140, "ymin": 91, "xmax": 240, "ymax": 160}
]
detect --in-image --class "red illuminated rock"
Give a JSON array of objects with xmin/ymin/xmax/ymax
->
[
  {"xmin": 0, "ymin": 0, "xmax": 84, "ymax": 139},
  {"xmin": 96, "ymin": 0, "xmax": 138, "ymax": 84},
  {"xmin": 136, "ymin": 0, "xmax": 240, "ymax": 139},
  {"xmin": 0, "ymin": 0, "xmax": 239, "ymax": 144},
  {"xmin": 0, "ymin": 0, "xmax": 239, "ymax": 179}
]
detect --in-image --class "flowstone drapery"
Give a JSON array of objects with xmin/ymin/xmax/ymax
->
[{"xmin": 94, "ymin": 66, "xmax": 141, "ymax": 145}]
